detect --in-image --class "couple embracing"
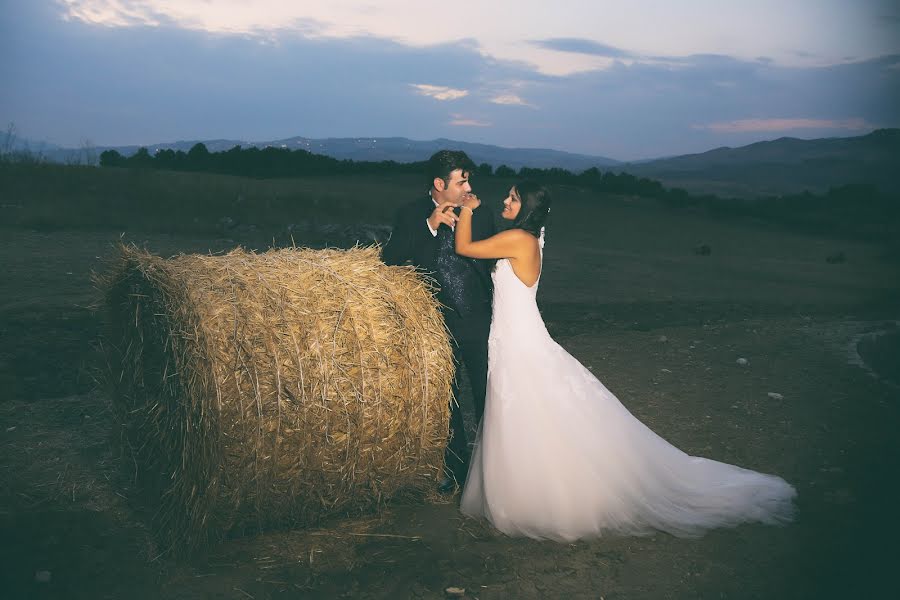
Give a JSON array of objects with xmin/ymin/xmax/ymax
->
[{"xmin": 383, "ymin": 150, "xmax": 796, "ymax": 542}]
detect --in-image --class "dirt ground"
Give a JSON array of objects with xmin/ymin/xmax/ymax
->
[{"xmin": 2, "ymin": 196, "xmax": 899, "ymax": 598}]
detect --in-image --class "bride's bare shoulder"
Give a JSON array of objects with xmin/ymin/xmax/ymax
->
[
  {"xmin": 502, "ymin": 228, "xmax": 540, "ymax": 246},
  {"xmin": 501, "ymin": 229, "xmax": 541, "ymax": 263}
]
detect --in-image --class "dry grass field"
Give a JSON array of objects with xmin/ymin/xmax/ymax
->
[{"xmin": 1, "ymin": 165, "xmax": 898, "ymax": 599}]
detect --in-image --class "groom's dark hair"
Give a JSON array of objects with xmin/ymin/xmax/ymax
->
[
  {"xmin": 425, "ymin": 150, "xmax": 476, "ymax": 190},
  {"xmin": 511, "ymin": 180, "xmax": 551, "ymax": 238}
]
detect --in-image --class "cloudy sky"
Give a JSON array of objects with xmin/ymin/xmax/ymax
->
[{"xmin": 2, "ymin": 1, "xmax": 899, "ymax": 160}]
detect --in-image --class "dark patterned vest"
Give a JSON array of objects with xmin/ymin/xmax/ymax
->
[{"xmin": 433, "ymin": 221, "xmax": 493, "ymax": 318}]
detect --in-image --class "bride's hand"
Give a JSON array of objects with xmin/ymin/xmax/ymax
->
[{"xmin": 461, "ymin": 193, "xmax": 481, "ymax": 211}]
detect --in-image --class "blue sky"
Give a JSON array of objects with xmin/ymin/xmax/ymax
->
[{"xmin": 2, "ymin": 0, "xmax": 899, "ymax": 160}]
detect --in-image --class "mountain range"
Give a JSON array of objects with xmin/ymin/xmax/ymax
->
[
  {"xmin": 621, "ymin": 128, "xmax": 900, "ymax": 198},
  {"xmin": 10, "ymin": 129, "xmax": 898, "ymax": 198}
]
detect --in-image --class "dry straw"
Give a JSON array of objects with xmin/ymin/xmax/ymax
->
[{"xmin": 100, "ymin": 244, "xmax": 453, "ymax": 551}]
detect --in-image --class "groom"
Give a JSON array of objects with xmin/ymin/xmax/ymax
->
[{"xmin": 382, "ymin": 150, "xmax": 495, "ymax": 493}]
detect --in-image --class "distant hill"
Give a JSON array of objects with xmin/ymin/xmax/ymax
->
[
  {"xmin": 30, "ymin": 136, "xmax": 621, "ymax": 173},
  {"xmin": 263, "ymin": 136, "xmax": 622, "ymax": 171},
  {"xmin": 620, "ymin": 129, "xmax": 900, "ymax": 198},
  {"xmin": 13, "ymin": 130, "xmax": 898, "ymax": 198}
]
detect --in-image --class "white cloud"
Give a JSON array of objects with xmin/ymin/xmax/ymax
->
[
  {"xmin": 410, "ymin": 84, "xmax": 468, "ymax": 101},
  {"xmin": 61, "ymin": 0, "xmax": 161, "ymax": 27},
  {"xmin": 57, "ymin": 1, "xmax": 900, "ymax": 76},
  {"xmin": 490, "ymin": 94, "xmax": 536, "ymax": 108},
  {"xmin": 695, "ymin": 117, "xmax": 873, "ymax": 133},
  {"xmin": 449, "ymin": 114, "xmax": 491, "ymax": 127}
]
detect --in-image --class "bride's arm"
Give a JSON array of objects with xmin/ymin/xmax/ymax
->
[{"xmin": 455, "ymin": 207, "xmax": 530, "ymax": 259}]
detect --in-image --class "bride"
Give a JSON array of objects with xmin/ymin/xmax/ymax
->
[{"xmin": 452, "ymin": 182, "xmax": 796, "ymax": 541}]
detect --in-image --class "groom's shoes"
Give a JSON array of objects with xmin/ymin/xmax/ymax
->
[
  {"xmin": 437, "ymin": 476, "xmax": 458, "ymax": 495},
  {"xmin": 439, "ymin": 447, "xmax": 470, "ymax": 494},
  {"xmin": 437, "ymin": 466, "xmax": 468, "ymax": 495}
]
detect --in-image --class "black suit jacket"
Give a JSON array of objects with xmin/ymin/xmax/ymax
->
[{"xmin": 383, "ymin": 196, "xmax": 496, "ymax": 321}]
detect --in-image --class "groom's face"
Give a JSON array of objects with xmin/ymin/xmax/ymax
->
[{"xmin": 433, "ymin": 169, "xmax": 472, "ymax": 204}]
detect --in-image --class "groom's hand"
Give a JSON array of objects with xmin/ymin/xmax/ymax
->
[{"xmin": 428, "ymin": 201, "xmax": 459, "ymax": 230}]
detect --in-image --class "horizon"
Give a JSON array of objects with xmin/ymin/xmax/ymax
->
[
  {"xmin": 8, "ymin": 126, "xmax": 893, "ymax": 166},
  {"xmin": 2, "ymin": 2, "xmax": 899, "ymax": 161}
]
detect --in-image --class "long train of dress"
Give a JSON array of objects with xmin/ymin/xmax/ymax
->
[{"xmin": 460, "ymin": 250, "xmax": 796, "ymax": 541}]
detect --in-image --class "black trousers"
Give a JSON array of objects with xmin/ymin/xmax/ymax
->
[{"xmin": 444, "ymin": 311, "xmax": 490, "ymax": 483}]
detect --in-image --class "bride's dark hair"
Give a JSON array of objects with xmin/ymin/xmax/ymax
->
[{"xmin": 511, "ymin": 181, "xmax": 551, "ymax": 237}]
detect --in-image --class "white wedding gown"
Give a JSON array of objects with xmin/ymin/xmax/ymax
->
[{"xmin": 460, "ymin": 239, "xmax": 796, "ymax": 541}]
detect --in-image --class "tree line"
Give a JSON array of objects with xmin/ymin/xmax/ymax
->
[
  {"xmin": 96, "ymin": 143, "xmax": 898, "ymax": 239},
  {"xmin": 99, "ymin": 143, "xmax": 427, "ymax": 178},
  {"xmin": 98, "ymin": 143, "xmax": 679, "ymax": 198}
]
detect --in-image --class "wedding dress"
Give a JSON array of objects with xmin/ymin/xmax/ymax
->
[{"xmin": 459, "ymin": 235, "xmax": 796, "ymax": 541}]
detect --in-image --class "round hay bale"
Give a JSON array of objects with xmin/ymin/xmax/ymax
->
[{"xmin": 100, "ymin": 244, "xmax": 453, "ymax": 550}]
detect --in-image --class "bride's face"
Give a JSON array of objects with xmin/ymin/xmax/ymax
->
[{"xmin": 501, "ymin": 187, "xmax": 521, "ymax": 220}]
